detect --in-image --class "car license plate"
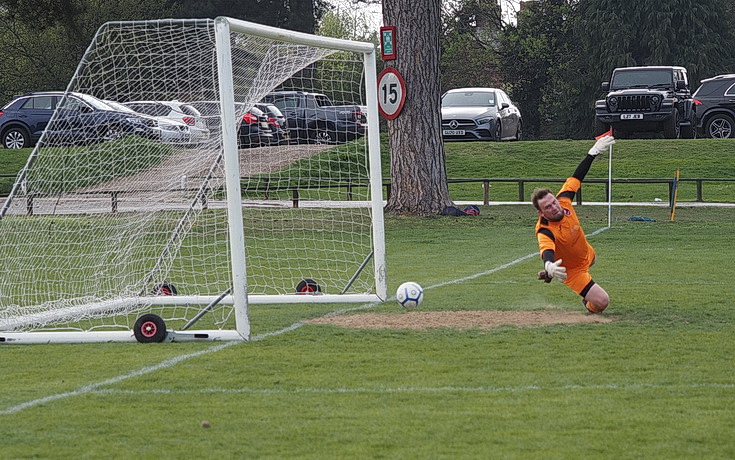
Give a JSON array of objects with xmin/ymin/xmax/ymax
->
[
  {"xmin": 620, "ymin": 113, "xmax": 643, "ymax": 120},
  {"xmin": 443, "ymin": 129, "xmax": 465, "ymax": 135}
]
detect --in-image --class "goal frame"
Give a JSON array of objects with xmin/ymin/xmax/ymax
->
[{"xmin": 0, "ymin": 17, "xmax": 386, "ymax": 344}]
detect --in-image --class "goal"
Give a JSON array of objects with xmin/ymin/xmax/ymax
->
[{"xmin": 0, "ymin": 18, "xmax": 385, "ymax": 344}]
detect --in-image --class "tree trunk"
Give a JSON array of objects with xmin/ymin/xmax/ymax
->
[{"xmin": 383, "ymin": 0, "xmax": 453, "ymax": 216}]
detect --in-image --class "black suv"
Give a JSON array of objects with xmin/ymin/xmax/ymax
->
[
  {"xmin": 692, "ymin": 74, "xmax": 735, "ymax": 139},
  {"xmin": 594, "ymin": 66, "xmax": 695, "ymax": 139}
]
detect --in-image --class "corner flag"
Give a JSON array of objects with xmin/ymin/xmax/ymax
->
[
  {"xmin": 595, "ymin": 127, "xmax": 613, "ymax": 140},
  {"xmin": 594, "ymin": 127, "xmax": 614, "ymax": 227},
  {"xmin": 670, "ymin": 168, "xmax": 680, "ymax": 221}
]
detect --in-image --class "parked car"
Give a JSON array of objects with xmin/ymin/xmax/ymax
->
[
  {"xmin": 441, "ymin": 87, "xmax": 522, "ymax": 142},
  {"xmin": 692, "ymin": 74, "xmax": 735, "ymax": 139},
  {"xmin": 0, "ymin": 92, "xmax": 55, "ymax": 148},
  {"xmin": 240, "ymin": 106, "xmax": 275, "ymax": 147},
  {"xmin": 262, "ymin": 91, "xmax": 364, "ymax": 144},
  {"xmin": 0, "ymin": 91, "xmax": 159, "ymax": 148},
  {"xmin": 254, "ymin": 102, "xmax": 290, "ymax": 145},
  {"xmin": 0, "ymin": 91, "xmax": 155, "ymax": 148},
  {"xmin": 594, "ymin": 66, "xmax": 694, "ymax": 139},
  {"xmin": 123, "ymin": 101, "xmax": 210, "ymax": 144},
  {"xmin": 103, "ymin": 100, "xmax": 192, "ymax": 145},
  {"xmin": 188, "ymin": 100, "xmax": 275, "ymax": 147}
]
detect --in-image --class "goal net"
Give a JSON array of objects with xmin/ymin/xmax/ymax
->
[{"xmin": 0, "ymin": 17, "xmax": 385, "ymax": 344}]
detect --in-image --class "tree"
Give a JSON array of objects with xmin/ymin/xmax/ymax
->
[
  {"xmin": 0, "ymin": 0, "xmax": 176, "ymax": 102},
  {"xmin": 497, "ymin": 0, "xmax": 579, "ymax": 139},
  {"xmin": 498, "ymin": 0, "xmax": 735, "ymax": 140},
  {"xmin": 382, "ymin": 0, "xmax": 453, "ymax": 216},
  {"xmin": 573, "ymin": 0, "xmax": 735, "ymax": 136},
  {"xmin": 439, "ymin": 0, "xmax": 503, "ymax": 93},
  {"xmin": 0, "ymin": 0, "xmax": 333, "ymax": 102},
  {"xmin": 171, "ymin": 0, "xmax": 332, "ymax": 33},
  {"xmin": 317, "ymin": 5, "xmax": 378, "ymax": 42}
]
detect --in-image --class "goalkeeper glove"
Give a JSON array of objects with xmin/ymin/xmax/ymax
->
[
  {"xmin": 588, "ymin": 135, "xmax": 615, "ymax": 157},
  {"xmin": 544, "ymin": 259, "xmax": 567, "ymax": 281}
]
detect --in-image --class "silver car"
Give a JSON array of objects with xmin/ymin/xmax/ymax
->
[
  {"xmin": 123, "ymin": 100, "xmax": 210, "ymax": 144},
  {"xmin": 104, "ymin": 100, "xmax": 191, "ymax": 145},
  {"xmin": 441, "ymin": 87, "xmax": 522, "ymax": 142}
]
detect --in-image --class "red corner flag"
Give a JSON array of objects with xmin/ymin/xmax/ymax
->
[{"xmin": 595, "ymin": 127, "xmax": 613, "ymax": 140}]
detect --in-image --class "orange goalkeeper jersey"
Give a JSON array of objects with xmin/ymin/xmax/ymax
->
[{"xmin": 535, "ymin": 177, "xmax": 595, "ymax": 271}]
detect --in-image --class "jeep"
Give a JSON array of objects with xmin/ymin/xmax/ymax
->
[{"xmin": 594, "ymin": 66, "xmax": 695, "ymax": 139}]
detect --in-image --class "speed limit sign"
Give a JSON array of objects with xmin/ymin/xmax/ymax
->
[{"xmin": 377, "ymin": 67, "xmax": 406, "ymax": 120}]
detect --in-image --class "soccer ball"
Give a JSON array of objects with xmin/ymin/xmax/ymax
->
[{"xmin": 396, "ymin": 281, "xmax": 423, "ymax": 309}]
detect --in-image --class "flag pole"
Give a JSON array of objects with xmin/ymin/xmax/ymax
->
[
  {"xmin": 607, "ymin": 136, "xmax": 613, "ymax": 228},
  {"xmin": 595, "ymin": 127, "xmax": 614, "ymax": 228},
  {"xmin": 670, "ymin": 168, "xmax": 680, "ymax": 221}
]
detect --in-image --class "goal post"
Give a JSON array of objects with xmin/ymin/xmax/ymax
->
[{"xmin": 0, "ymin": 17, "xmax": 386, "ymax": 344}]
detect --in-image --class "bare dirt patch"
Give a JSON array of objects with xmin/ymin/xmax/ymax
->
[{"xmin": 307, "ymin": 310, "xmax": 613, "ymax": 331}]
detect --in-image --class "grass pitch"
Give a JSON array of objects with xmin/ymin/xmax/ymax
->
[{"xmin": 1, "ymin": 140, "xmax": 734, "ymax": 458}]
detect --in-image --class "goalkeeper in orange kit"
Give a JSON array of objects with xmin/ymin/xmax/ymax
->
[{"xmin": 531, "ymin": 135, "xmax": 615, "ymax": 313}]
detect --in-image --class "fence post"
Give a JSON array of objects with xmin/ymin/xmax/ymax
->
[
  {"xmin": 292, "ymin": 188, "xmax": 299, "ymax": 208},
  {"xmin": 696, "ymin": 179, "xmax": 703, "ymax": 202},
  {"xmin": 111, "ymin": 191, "xmax": 118, "ymax": 213},
  {"xmin": 518, "ymin": 180, "xmax": 524, "ymax": 201},
  {"xmin": 483, "ymin": 180, "xmax": 489, "ymax": 205},
  {"xmin": 347, "ymin": 179, "xmax": 353, "ymax": 201}
]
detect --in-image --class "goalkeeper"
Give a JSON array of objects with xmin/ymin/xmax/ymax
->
[{"xmin": 531, "ymin": 135, "xmax": 615, "ymax": 313}]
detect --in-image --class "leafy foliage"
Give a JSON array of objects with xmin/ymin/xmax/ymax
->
[
  {"xmin": 439, "ymin": 0, "xmax": 504, "ymax": 92},
  {"xmin": 0, "ymin": 0, "xmax": 330, "ymax": 104},
  {"xmin": 498, "ymin": 0, "xmax": 735, "ymax": 140}
]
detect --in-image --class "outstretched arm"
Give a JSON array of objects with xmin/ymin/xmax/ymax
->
[{"xmin": 572, "ymin": 135, "xmax": 615, "ymax": 181}]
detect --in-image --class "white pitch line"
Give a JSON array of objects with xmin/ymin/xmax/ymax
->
[
  {"xmin": 2, "ymin": 226, "xmax": 611, "ymax": 415},
  {"xmin": 78, "ymin": 381, "xmax": 735, "ymax": 396}
]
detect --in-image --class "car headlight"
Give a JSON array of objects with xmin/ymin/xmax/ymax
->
[{"xmin": 476, "ymin": 117, "xmax": 491, "ymax": 125}]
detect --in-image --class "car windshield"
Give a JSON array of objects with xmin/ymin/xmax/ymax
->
[
  {"xmin": 442, "ymin": 91, "xmax": 496, "ymax": 108},
  {"xmin": 126, "ymin": 103, "xmax": 170, "ymax": 117},
  {"xmin": 74, "ymin": 93, "xmax": 115, "ymax": 111},
  {"xmin": 104, "ymin": 100, "xmax": 137, "ymax": 113},
  {"xmin": 611, "ymin": 70, "xmax": 674, "ymax": 90},
  {"xmin": 175, "ymin": 104, "xmax": 200, "ymax": 117},
  {"xmin": 266, "ymin": 106, "xmax": 283, "ymax": 118}
]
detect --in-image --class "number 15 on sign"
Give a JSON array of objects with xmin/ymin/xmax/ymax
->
[{"xmin": 377, "ymin": 67, "xmax": 406, "ymax": 120}]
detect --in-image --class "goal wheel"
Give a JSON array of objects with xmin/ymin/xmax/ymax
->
[
  {"xmin": 152, "ymin": 282, "xmax": 177, "ymax": 296},
  {"xmin": 133, "ymin": 314, "xmax": 168, "ymax": 343},
  {"xmin": 296, "ymin": 278, "xmax": 321, "ymax": 294}
]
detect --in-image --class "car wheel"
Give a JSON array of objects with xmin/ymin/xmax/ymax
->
[
  {"xmin": 705, "ymin": 114, "xmax": 734, "ymax": 138},
  {"xmin": 3, "ymin": 127, "xmax": 31, "ymax": 149},
  {"xmin": 513, "ymin": 121, "xmax": 522, "ymax": 141},
  {"xmin": 102, "ymin": 124, "xmax": 124, "ymax": 142},
  {"xmin": 663, "ymin": 110, "xmax": 680, "ymax": 139},
  {"xmin": 493, "ymin": 120, "xmax": 502, "ymax": 141},
  {"xmin": 311, "ymin": 124, "xmax": 335, "ymax": 144}
]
